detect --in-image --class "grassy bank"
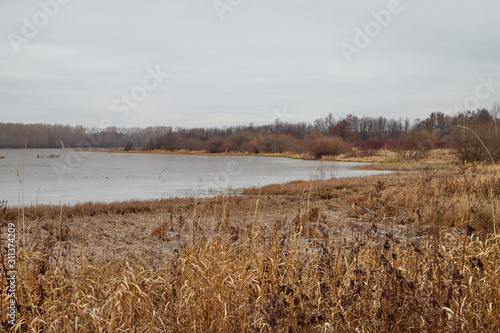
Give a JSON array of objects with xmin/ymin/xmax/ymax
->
[
  {"xmin": 78, "ymin": 148, "xmax": 312, "ymax": 161},
  {"xmin": 1, "ymin": 161, "xmax": 499, "ymax": 331},
  {"xmin": 79, "ymin": 147, "xmax": 457, "ymax": 164}
]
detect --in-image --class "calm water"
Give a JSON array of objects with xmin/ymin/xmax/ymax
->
[{"xmin": 0, "ymin": 149, "xmax": 392, "ymax": 206}]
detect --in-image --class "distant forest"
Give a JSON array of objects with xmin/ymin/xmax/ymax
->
[{"xmin": 1, "ymin": 105, "xmax": 499, "ymax": 162}]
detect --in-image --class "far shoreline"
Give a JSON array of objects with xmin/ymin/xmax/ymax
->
[
  {"xmin": 2, "ymin": 146, "xmax": 458, "ymax": 165},
  {"xmin": 77, "ymin": 148, "xmax": 309, "ymax": 160},
  {"xmin": 75, "ymin": 147, "xmax": 458, "ymax": 165}
]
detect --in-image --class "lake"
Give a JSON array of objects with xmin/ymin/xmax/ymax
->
[{"xmin": 0, "ymin": 149, "xmax": 392, "ymax": 206}]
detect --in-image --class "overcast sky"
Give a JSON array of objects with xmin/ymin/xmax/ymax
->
[{"xmin": 1, "ymin": 0, "xmax": 499, "ymax": 129}]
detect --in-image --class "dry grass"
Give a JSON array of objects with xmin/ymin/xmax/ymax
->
[
  {"xmin": 1, "ymin": 161, "xmax": 500, "ymax": 332},
  {"xmin": 249, "ymin": 163, "xmax": 499, "ymax": 236},
  {"xmin": 330, "ymin": 148, "xmax": 457, "ymax": 164}
]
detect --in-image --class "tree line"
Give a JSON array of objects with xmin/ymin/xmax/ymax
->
[
  {"xmin": 1, "ymin": 104, "xmax": 499, "ymax": 162},
  {"xmin": 143, "ymin": 105, "xmax": 500, "ymax": 161},
  {"xmin": 0, "ymin": 123, "xmax": 169, "ymax": 150}
]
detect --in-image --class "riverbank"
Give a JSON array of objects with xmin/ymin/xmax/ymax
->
[
  {"xmin": 1, "ymin": 161, "xmax": 499, "ymax": 331},
  {"xmin": 4, "ymin": 146, "xmax": 458, "ymax": 166},
  {"xmin": 78, "ymin": 147, "xmax": 458, "ymax": 165}
]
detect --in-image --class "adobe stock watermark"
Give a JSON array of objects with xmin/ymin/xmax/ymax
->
[
  {"xmin": 271, "ymin": 107, "xmax": 296, "ymax": 123},
  {"xmin": 7, "ymin": 0, "xmax": 73, "ymax": 54},
  {"xmin": 339, "ymin": 0, "xmax": 408, "ymax": 64},
  {"xmin": 109, "ymin": 65, "xmax": 169, "ymax": 121},
  {"xmin": 205, "ymin": 157, "xmax": 244, "ymax": 192},
  {"xmin": 451, "ymin": 74, "xmax": 500, "ymax": 113},
  {"xmin": 5, "ymin": 222, "xmax": 17, "ymax": 326},
  {"xmin": 213, "ymin": 0, "xmax": 243, "ymax": 21},
  {"xmin": 204, "ymin": 155, "xmax": 257, "ymax": 195}
]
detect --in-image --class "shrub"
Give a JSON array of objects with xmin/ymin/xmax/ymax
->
[
  {"xmin": 450, "ymin": 122, "xmax": 500, "ymax": 163},
  {"xmin": 124, "ymin": 141, "xmax": 133, "ymax": 151},
  {"xmin": 219, "ymin": 138, "xmax": 238, "ymax": 152},
  {"xmin": 387, "ymin": 129, "xmax": 434, "ymax": 161},
  {"xmin": 354, "ymin": 139, "xmax": 388, "ymax": 155},
  {"xmin": 182, "ymin": 138, "xmax": 205, "ymax": 151},
  {"xmin": 302, "ymin": 133, "xmax": 352, "ymax": 159},
  {"xmin": 242, "ymin": 134, "xmax": 297, "ymax": 154},
  {"xmin": 204, "ymin": 136, "xmax": 225, "ymax": 153}
]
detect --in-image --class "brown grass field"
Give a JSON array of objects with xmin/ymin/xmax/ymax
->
[{"xmin": 1, "ymin": 149, "xmax": 499, "ymax": 332}]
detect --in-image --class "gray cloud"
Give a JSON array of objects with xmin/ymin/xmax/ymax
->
[{"xmin": 1, "ymin": 0, "xmax": 499, "ymax": 128}]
